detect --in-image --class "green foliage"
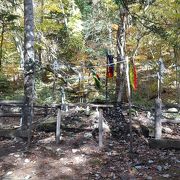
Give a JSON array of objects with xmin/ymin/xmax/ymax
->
[
  {"xmin": 90, "ymin": 94, "xmax": 106, "ymax": 103},
  {"xmin": 1, "ymin": 0, "xmax": 179, "ymax": 105},
  {"xmin": 0, "ymin": 74, "xmax": 12, "ymax": 95},
  {"xmin": 132, "ymin": 91, "xmax": 153, "ymax": 108},
  {"xmin": 75, "ymin": 0, "xmax": 93, "ymax": 17},
  {"xmin": 36, "ymin": 87, "xmax": 54, "ymax": 104},
  {"xmin": 35, "ymin": 81, "xmax": 55, "ymax": 105},
  {"xmin": 114, "ymin": 0, "xmax": 123, "ymax": 5}
]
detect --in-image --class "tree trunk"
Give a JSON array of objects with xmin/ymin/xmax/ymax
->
[
  {"xmin": 22, "ymin": 0, "xmax": 35, "ymax": 130},
  {"xmin": 116, "ymin": 7, "xmax": 128, "ymax": 103},
  {"xmin": 0, "ymin": 20, "xmax": 5, "ymax": 72},
  {"xmin": 174, "ymin": 47, "xmax": 180, "ymax": 105},
  {"xmin": 37, "ymin": 0, "xmax": 44, "ymax": 64}
]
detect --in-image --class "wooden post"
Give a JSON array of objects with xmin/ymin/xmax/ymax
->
[
  {"xmin": 61, "ymin": 87, "xmax": 65, "ymax": 110},
  {"xmin": 125, "ymin": 56, "xmax": 133, "ymax": 153},
  {"xmin": 86, "ymin": 105, "xmax": 90, "ymax": 116},
  {"xmin": 98, "ymin": 109, "xmax": 103, "ymax": 148},
  {"xmin": 20, "ymin": 117, "xmax": 22, "ymax": 127},
  {"xmin": 44, "ymin": 104, "xmax": 48, "ymax": 117},
  {"xmin": 56, "ymin": 107, "xmax": 61, "ymax": 144},
  {"xmin": 53, "ymin": 69, "xmax": 56, "ymax": 100},
  {"xmin": 27, "ymin": 102, "xmax": 34, "ymax": 148},
  {"xmin": 65, "ymin": 105, "xmax": 68, "ymax": 112},
  {"xmin": 106, "ymin": 56, "xmax": 108, "ymax": 104},
  {"xmin": 157, "ymin": 72, "xmax": 161, "ymax": 99},
  {"xmin": 79, "ymin": 72, "xmax": 81, "ymax": 103},
  {"xmin": 147, "ymin": 63, "xmax": 150, "ymax": 100},
  {"xmin": 155, "ymin": 98, "xmax": 162, "ymax": 139}
]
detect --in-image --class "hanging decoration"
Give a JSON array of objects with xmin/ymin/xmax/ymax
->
[
  {"xmin": 92, "ymin": 69, "xmax": 101, "ymax": 89},
  {"xmin": 107, "ymin": 55, "xmax": 114, "ymax": 78},
  {"xmin": 86, "ymin": 61, "xmax": 101, "ymax": 89},
  {"xmin": 130, "ymin": 62, "xmax": 138, "ymax": 91}
]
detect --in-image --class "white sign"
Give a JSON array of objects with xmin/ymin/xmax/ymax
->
[{"xmin": 53, "ymin": 60, "xmax": 59, "ymax": 71}]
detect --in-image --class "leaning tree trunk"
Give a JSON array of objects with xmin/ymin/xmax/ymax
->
[
  {"xmin": 116, "ymin": 6, "xmax": 128, "ymax": 103},
  {"xmin": 0, "ymin": 19, "xmax": 5, "ymax": 72},
  {"xmin": 22, "ymin": 0, "xmax": 35, "ymax": 131}
]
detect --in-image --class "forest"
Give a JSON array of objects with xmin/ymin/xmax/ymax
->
[{"xmin": 0, "ymin": 0, "xmax": 180, "ymax": 179}]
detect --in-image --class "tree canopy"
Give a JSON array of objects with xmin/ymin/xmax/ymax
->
[{"xmin": 0, "ymin": 0, "xmax": 179, "ymax": 105}]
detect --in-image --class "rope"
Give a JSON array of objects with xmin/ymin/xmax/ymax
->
[{"xmin": 72, "ymin": 59, "xmax": 127, "ymax": 69}]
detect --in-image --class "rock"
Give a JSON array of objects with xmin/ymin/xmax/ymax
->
[
  {"xmin": 45, "ymin": 146, "xmax": 53, "ymax": 151},
  {"xmin": 157, "ymin": 165, "xmax": 162, "ymax": 171},
  {"xmin": 24, "ymin": 159, "xmax": 30, "ymax": 163},
  {"xmin": 72, "ymin": 149, "xmax": 79, "ymax": 153},
  {"xmin": 24, "ymin": 175, "xmax": 31, "ymax": 179},
  {"xmin": 169, "ymin": 152, "xmax": 174, "ymax": 156},
  {"xmin": 162, "ymin": 174, "xmax": 170, "ymax": 178},
  {"xmin": 148, "ymin": 160, "xmax": 154, "ymax": 164},
  {"xmin": 6, "ymin": 171, "xmax": 13, "ymax": 176},
  {"xmin": 14, "ymin": 154, "xmax": 20, "ymax": 158},
  {"xmin": 167, "ymin": 108, "xmax": 178, "ymax": 113},
  {"xmin": 146, "ymin": 176, "xmax": 152, "ymax": 180},
  {"xmin": 84, "ymin": 132, "xmax": 92, "ymax": 138},
  {"xmin": 135, "ymin": 165, "xmax": 142, "ymax": 169},
  {"xmin": 162, "ymin": 127, "xmax": 173, "ymax": 133},
  {"xmin": 95, "ymin": 173, "xmax": 100, "ymax": 177},
  {"xmin": 147, "ymin": 111, "xmax": 151, "ymax": 118},
  {"xmin": 175, "ymin": 117, "xmax": 180, "ymax": 121},
  {"xmin": 163, "ymin": 165, "xmax": 169, "ymax": 170},
  {"xmin": 56, "ymin": 148, "xmax": 61, "ymax": 152},
  {"xmin": 75, "ymin": 106, "xmax": 80, "ymax": 112}
]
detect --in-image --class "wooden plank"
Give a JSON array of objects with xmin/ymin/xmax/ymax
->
[
  {"xmin": 0, "ymin": 101, "xmax": 113, "ymax": 109},
  {"xmin": 155, "ymin": 98, "xmax": 162, "ymax": 140},
  {"xmin": 56, "ymin": 108, "xmax": 61, "ymax": 144},
  {"xmin": 56, "ymin": 103, "xmax": 114, "ymax": 108},
  {"xmin": 0, "ymin": 113, "xmax": 46, "ymax": 117},
  {"xmin": 98, "ymin": 109, "xmax": 103, "ymax": 148},
  {"xmin": 0, "ymin": 100, "xmax": 23, "ymax": 104},
  {"xmin": 149, "ymin": 139, "xmax": 180, "ymax": 149},
  {"xmin": 0, "ymin": 113, "xmax": 21, "ymax": 117}
]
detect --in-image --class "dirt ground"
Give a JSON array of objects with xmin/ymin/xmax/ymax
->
[{"xmin": 0, "ymin": 109, "xmax": 179, "ymax": 180}]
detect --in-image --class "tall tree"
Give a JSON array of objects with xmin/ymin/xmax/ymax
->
[
  {"xmin": 115, "ymin": 1, "xmax": 128, "ymax": 103},
  {"xmin": 22, "ymin": 0, "xmax": 35, "ymax": 133}
]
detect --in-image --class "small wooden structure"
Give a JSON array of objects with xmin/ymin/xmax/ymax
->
[
  {"xmin": 149, "ymin": 98, "xmax": 180, "ymax": 149},
  {"xmin": 55, "ymin": 103, "xmax": 113, "ymax": 147}
]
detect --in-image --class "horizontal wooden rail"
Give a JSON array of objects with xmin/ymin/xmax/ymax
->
[
  {"xmin": 161, "ymin": 119, "xmax": 180, "ymax": 124},
  {"xmin": 0, "ymin": 103, "xmax": 54, "ymax": 109},
  {"xmin": 0, "ymin": 113, "xmax": 46, "ymax": 117},
  {"xmin": 0, "ymin": 100, "xmax": 23, "ymax": 104},
  {"xmin": 0, "ymin": 113, "xmax": 21, "ymax": 117},
  {"xmin": 56, "ymin": 103, "xmax": 114, "ymax": 108}
]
